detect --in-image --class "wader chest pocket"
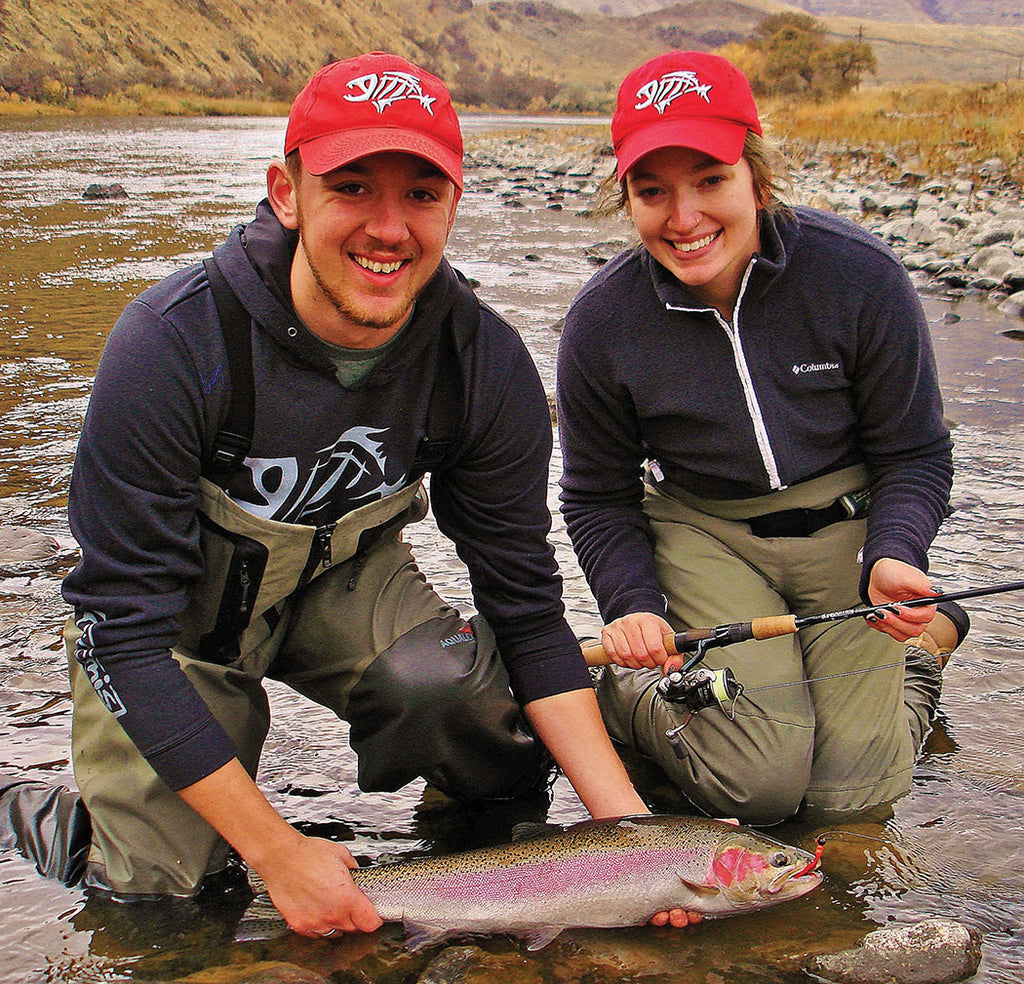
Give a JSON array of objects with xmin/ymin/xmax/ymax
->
[{"xmin": 186, "ymin": 514, "xmax": 270, "ymax": 665}]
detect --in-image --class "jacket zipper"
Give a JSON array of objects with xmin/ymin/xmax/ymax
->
[{"xmin": 665, "ymin": 259, "xmax": 784, "ymax": 490}]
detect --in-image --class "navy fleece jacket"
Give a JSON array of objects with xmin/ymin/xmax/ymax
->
[
  {"xmin": 557, "ymin": 206, "xmax": 953, "ymax": 621},
  {"xmin": 63, "ymin": 202, "xmax": 589, "ymax": 791}
]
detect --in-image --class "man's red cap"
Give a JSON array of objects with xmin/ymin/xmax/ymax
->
[
  {"xmin": 611, "ymin": 50, "xmax": 762, "ymax": 179},
  {"xmin": 285, "ymin": 52, "xmax": 463, "ymax": 188}
]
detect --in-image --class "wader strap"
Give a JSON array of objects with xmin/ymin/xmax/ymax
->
[
  {"xmin": 202, "ymin": 256, "xmax": 254, "ymax": 478},
  {"xmin": 409, "ymin": 269, "xmax": 481, "ymax": 477}
]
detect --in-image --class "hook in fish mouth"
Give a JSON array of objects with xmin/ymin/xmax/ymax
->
[{"xmin": 783, "ymin": 838, "xmax": 826, "ymax": 887}]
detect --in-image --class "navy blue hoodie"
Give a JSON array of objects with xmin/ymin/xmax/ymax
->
[{"xmin": 63, "ymin": 202, "xmax": 589, "ymax": 791}]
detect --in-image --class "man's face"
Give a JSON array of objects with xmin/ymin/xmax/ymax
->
[{"xmin": 269, "ymin": 151, "xmax": 459, "ymax": 348}]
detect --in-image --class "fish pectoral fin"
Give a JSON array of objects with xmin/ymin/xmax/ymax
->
[
  {"xmin": 678, "ymin": 877, "xmax": 720, "ymax": 899},
  {"xmin": 402, "ymin": 920, "xmax": 452, "ymax": 950},
  {"xmin": 524, "ymin": 926, "xmax": 564, "ymax": 950}
]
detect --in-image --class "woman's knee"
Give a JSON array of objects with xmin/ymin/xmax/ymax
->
[{"xmin": 656, "ymin": 719, "xmax": 813, "ymax": 824}]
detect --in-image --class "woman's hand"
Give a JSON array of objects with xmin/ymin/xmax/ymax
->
[
  {"xmin": 865, "ymin": 557, "xmax": 937, "ymax": 642},
  {"xmin": 599, "ymin": 611, "xmax": 675, "ymax": 669}
]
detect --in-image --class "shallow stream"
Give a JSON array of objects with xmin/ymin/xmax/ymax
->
[{"xmin": 1, "ymin": 115, "xmax": 1022, "ymax": 983}]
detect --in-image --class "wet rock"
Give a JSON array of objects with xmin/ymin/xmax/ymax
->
[
  {"xmin": 277, "ymin": 772, "xmax": 335, "ymax": 797},
  {"xmin": 82, "ymin": 182, "xmax": 128, "ymax": 200},
  {"xmin": 0, "ymin": 526, "xmax": 59, "ymax": 564},
  {"xmin": 416, "ymin": 944, "xmax": 543, "ymax": 984},
  {"xmin": 806, "ymin": 918, "xmax": 982, "ymax": 984},
  {"xmin": 173, "ymin": 961, "xmax": 330, "ymax": 983},
  {"xmin": 998, "ymin": 290, "xmax": 1024, "ymax": 319},
  {"xmin": 583, "ymin": 239, "xmax": 628, "ymax": 265},
  {"xmin": 860, "ymin": 191, "xmax": 916, "ymax": 216}
]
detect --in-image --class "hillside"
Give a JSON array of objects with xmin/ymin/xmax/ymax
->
[
  {"xmin": 1, "ymin": 0, "xmax": 1021, "ymax": 111},
  {"xmin": 547, "ymin": 0, "xmax": 1023, "ymax": 26},
  {"xmin": 784, "ymin": 0, "xmax": 1024, "ymax": 27}
]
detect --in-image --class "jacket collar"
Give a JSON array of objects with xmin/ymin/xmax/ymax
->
[{"xmin": 645, "ymin": 207, "xmax": 795, "ymax": 312}]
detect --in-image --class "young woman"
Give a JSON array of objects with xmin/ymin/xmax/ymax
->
[{"xmin": 556, "ymin": 50, "xmax": 967, "ymax": 823}]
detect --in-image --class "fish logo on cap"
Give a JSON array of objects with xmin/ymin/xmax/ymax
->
[
  {"xmin": 635, "ymin": 71, "xmax": 712, "ymax": 114},
  {"xmin": 345, "ymin": 71, "xmax": 437, "ymax": 115}
]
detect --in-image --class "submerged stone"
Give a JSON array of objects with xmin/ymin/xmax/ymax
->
[{"xmin": 806, "ymin": 918, "xmax": 982, "ymax": 984}]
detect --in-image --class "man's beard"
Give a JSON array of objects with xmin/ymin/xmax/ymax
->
[{"xmin": 301, "ymin": 234, "xmax": 411, "ymax": 335}]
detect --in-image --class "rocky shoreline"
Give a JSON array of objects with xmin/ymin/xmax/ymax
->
[{"xmin": 464, "ymin": 127, "xmax": 1024, "ymax": 324}]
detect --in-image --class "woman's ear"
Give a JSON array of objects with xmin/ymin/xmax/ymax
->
[{"xmin": 266, "ymin": 160, "xmax": 299, "ymax": 230}]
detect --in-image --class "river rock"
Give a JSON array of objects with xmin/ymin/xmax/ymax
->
[
  {"xmin": 0, "ymin": 525, "xmax": 59, "ymax": 564},
  {"xmin": 806, "ymin": 918, "xmax": 982, "ymax": 984},
  {"xmin": 82, "ymin": 182, "xmax": 128, "ymax": 200},
  {"xmin": 166, "ymin": 961, "xmax": 329, "ymax": 983},
  {"xmin": 416, "ymin": 945, "xmax": 544, "ymax": 984},
  {"xmin": 998, "ymin": 289, "xmax": 1024, "ymax": 319}
]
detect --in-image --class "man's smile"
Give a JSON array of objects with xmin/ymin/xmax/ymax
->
[{"xmin": 353, "ymin": 255, "xmax": 407, "ymax": 275}]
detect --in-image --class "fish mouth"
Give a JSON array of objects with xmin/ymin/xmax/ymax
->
[{"xmin": 767, "ymin": 865, "xmax": 822, "ymax": 895}]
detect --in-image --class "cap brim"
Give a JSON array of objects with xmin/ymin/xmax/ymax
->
[
  {"xmin": 297, "ymin": 127, "xmax": 463, "ymax": 189},
  {"xmin": 616, "ymin": 118, "xmax": 749, "ymax": 179}
]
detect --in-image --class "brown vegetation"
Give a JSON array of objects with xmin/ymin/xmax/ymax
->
[
  {"xmin": 1, "ymin": 0, "xmax": 1022, "ymax": 119},
  {"xmin": 764, "ymin": 80, "xmax": 1024, "ymax": 187}
]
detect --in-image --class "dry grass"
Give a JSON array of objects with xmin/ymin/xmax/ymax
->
[
  {"xmin": 762, "ymin": 80, "xmax": 1024, "ymax": 186},
  {"xmin": 0, "ymin": 86, "xmax": 290, "ymax": 118}
]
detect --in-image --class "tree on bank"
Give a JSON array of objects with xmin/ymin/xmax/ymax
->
[{"xmin": 722, "ymin": 13, "xmax": 877, "ymax": 100}]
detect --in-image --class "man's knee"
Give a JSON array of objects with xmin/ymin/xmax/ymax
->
[
  {"xmin": 346, "ymin": 614, "xmax": 544, "ymax": 798},
  {"xmin": 0, "ymin": 775, "xmax": 91, "ymax": 886}
]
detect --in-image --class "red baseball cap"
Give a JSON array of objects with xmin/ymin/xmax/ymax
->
[
  {"xmin": 611, "ymin": 50, "xmax": 762, "ymax": 179},
  {"xmin": 285, "ymin": 52, "xmax": 463, "ymax": 189}
]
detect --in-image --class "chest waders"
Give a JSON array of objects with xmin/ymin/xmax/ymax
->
[
  {"xmin": 63, "ymin": 258, "xmax": 547, "ymax": 898},
  {"xmin": 592, "ymin": 463, "xmax": 931, "ymax": 824}
]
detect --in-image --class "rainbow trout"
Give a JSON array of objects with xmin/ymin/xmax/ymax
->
[{"xmin": 351, "ymin": 813, "xmax": 822, "ymax": 949}]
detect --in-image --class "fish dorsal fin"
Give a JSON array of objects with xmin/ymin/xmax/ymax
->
[{"xmin": 511, "ymin": 821, "xmax": 562, "ymax": 841}]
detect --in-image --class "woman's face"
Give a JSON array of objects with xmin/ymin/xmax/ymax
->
[{"xmin": 625, "ymin": 145, "xmax": 761, "ymax": 319}]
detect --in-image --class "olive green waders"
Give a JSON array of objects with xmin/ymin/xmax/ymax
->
[
  {"xmin": 594, "ymin": 464, "xmax": 940, "ymax": 824},
  {"xmin": 67, "ymin": 479, "xmax": 545, "ymax": 897}
]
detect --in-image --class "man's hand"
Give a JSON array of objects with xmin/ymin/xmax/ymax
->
[
  {"xmin": 866, "ymin": 557, "xmax": 937, "ymax": 642},
  {"xmin": 648, "ymin": 819, "xmax": 739, "ymax": 928},
  {"xmin": 177, "ymin": 759, "xmax": 382, "ymax": 938},
  {"xmin": 599, "ymin": 611, "xmax": 675, "ymax": 669},
  {"xmin": 255, "ymin": 833, "xmax": 382, "ymax": 938}
]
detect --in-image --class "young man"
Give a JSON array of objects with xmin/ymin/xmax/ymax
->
[{"xmin": 7, "ymin": 52, "xmax": 660, "ymax": 937}]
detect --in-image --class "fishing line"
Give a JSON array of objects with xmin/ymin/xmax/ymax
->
[
  {"xmin": 663, "ymin": 651, "xmax": 944, "ymax": 739},
  {"xmin": 742, "ymin": 656, "xmax": 915, "ymax": 695}
]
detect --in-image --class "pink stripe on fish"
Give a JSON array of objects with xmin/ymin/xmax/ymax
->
[{"xmin": 402, "ymin": 847, "xmax": 702, "ymax": 901}]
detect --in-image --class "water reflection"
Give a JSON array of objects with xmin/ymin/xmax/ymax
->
[{"xmin": 1, "ymin": 116, "xmax": 1023, "ymax": 983}]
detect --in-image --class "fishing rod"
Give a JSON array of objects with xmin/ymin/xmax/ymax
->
[
  {"xmin": 580, "ymin": 578, "xmax": 1024, "ymax": 673},
  {"xmin": 580, "ymin": 578, "xmax": 1024, "ymax": 739}
]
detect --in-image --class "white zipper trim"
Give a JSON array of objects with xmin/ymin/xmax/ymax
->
[{"xmin": 666, "ymin": 260, "xmax": 784, "ymax": 490}]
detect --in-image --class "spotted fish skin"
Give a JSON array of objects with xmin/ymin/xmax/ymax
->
[{"xmin": 350, "ymin": 814, "xmax": 821, "ymax": 948}]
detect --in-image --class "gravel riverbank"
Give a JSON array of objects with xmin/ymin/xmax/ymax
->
[{"xmin": 463, "ymin": 127, "xmax": 1024, "ymax": 323}]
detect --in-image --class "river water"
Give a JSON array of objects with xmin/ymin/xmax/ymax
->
[{"xmin": 1, "ymin": 116, "xmax": 1022, "ymax": 984}]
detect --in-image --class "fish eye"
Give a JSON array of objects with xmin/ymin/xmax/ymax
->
[{"xmin": 770, "ymin": 852, "xmax": 790, "ymax": 867}]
